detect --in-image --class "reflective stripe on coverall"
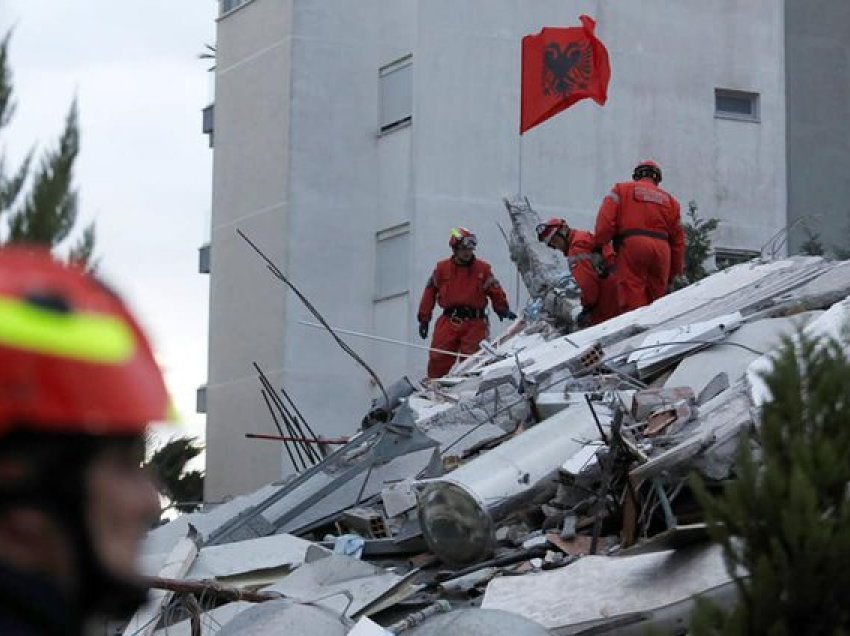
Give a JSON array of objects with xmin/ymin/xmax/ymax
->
[
  {"xmin": 417, "ymin": 257, "xmax": 509, "ymax": 378},
  {"xmin": 594, "ymin": 180, "xmax": 684, "ymax": 312}
]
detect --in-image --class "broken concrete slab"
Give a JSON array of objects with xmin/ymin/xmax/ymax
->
[
  {"xmin": 381, "ymin": 479, "xmax": 418, "ymax": 518},
  {"xmin": 265, "ymin": 554, "xmax": 402, "ymax": 618},
  {"xmin": 186, "ymin": 533, "xmax": 323, "ymax": 582},
  {"xmin": 417, "ymin": 396, "xmax": 610, "ymax": 566},
  {"xmin": 631, "ymin": 386, "xmax": 753, "ymax": 483},
  {"xmin": 216, "ymin": 598, "xmax": 350, "ymax": 635},
  {"xmin": 481, "ymin": 543, "xmax": 736, "ymax": 634},
  {"xmin": 408, "ymin": 608, "xmax": 549, "ymax": 635},
  {"xmin": 152, "ymin": 602, "xmax": 254, "ymax": 636},
  {"xmin": 626, "ymin": 313, "xmax": 743, "ymax": 378},
  {"xmin": 665, "ymin": 314, "xmax": 816, "ymax": 397}
]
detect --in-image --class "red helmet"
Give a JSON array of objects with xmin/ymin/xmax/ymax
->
[
  {"xmin": 449, "ymin": 227, "xmax": 477, "ymax": 250},
  {"xmin": 633, "ymin": 160, "xmax": 662, "ymax": 183},
  {"xmin": 536, "ymin": 218, "xmax": 569, "ymax": 246},
  {"xmin": 0, "ymin": 247, "xmax": 168, "ymax": 437}
]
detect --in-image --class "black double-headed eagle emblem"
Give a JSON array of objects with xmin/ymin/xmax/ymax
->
[{"xmin": 542, "ymin": 41, "xmax": 592, "ymax": 98}]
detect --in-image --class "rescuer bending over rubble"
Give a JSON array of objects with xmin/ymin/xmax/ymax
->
[
  {"xmin": 593, "ymin": 160, "xmax": 685, "ymax": 312},
  {"xmin": 418, "ymin": 227, "xmax": 516, "ymax": 378},
  {"xmin": 0, "ymin": 247, "xmax": 168, "ymax": 634},
  {"xmin": 536, "ymin": 217, "xmax": 620, "ymax": 328}
]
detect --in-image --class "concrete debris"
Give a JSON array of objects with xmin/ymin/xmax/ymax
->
[
  {"xmin": 267, "ymin": 554, "xmax": 403, "ymax": 618},
  {"xmin": 216, "ymin": 598, "xmax": 351, "ymax": 635},
  {"xmin": 381, "ymin": 480, "xmax": 418, "ymax": 518},
  {"xmin": 417, "ymin": 397, "xmax": 610, "ymax": 566},
  {"xmin": 481, "ymin": 544, "xmax": 737, "ymax": 634},
  {"xmin": 137, "ymin": 253, "xmax": 850, "ymax": 634},
  {"xmin": 407, "ymin": 608, "xmax": 550, "ymax": 635}
]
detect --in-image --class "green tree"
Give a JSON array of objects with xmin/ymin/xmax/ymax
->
[
  {"xmin": 0, "ymin": 31, "xmax": 96, "ymax": 267},
  {"xmin": 679, "ymin": 200, "xmax": 720, "ymax": 288},
  {"xmin": 690, "ymin": 330, "xmax": 850, "ymax": 634},
  {"xmin": 147, "ymin": 436, "xmax": 205, "ymax": 514},
  {"xmin": 799, "ymin": 224, "xmax": 825, "ymax": 256}
]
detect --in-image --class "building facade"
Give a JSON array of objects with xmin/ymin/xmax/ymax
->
[{"xmin": 202, "ymin": 0, "xmax": 848, "ymax": 500}]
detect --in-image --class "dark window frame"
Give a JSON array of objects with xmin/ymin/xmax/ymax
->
[{"xmin": 715, "ymin": 88, "xmax": 760, "ymax": 122}]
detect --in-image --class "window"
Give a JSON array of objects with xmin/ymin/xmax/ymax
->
[
  {"xmin": 375, "ymin": 223, "xmax": 410, "ymax": 299},
  {"xmin": 714, "ymin": 248, "xmax": 760, "ymax": 270},
  {"xmin": 202, "ymin": 104, "xmax": 214, "ymax": 147},
  {"xmin": 379, "ymin": 56, "xmax": 412, "ymax": 134},
  {"xmin": 221, "ymin": 0, "xmax": 250, "ymax": 15},
  {"xmin": 196, "ymin": 385, "xmax": 207, "ymax": 414},
  {"xmin": 715, "ymin": 89, "xmax": 760, "ymax": 122},
  {"xmin": 198, "ymin": 243, "xmax": 211, "ymax": 274}
]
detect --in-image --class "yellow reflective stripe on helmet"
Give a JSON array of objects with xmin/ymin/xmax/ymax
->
[{"xmin": 0, "ymin": 296, "xmax": 135, "ymax": 363}]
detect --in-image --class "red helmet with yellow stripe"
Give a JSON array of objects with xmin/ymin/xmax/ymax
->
[
  {"xmin": 449, "ymin": 227, "xmax": 477, "ymax": 250},
  {"xmin": 0, "ymin": 247, "xmax": 168, "ymax": 436}
]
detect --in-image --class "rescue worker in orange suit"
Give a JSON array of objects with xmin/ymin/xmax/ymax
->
[
  {"xmin": 593, "ymin": 161, "xmax": 685, "ymax": 313},
  {"xmin": 418, "ymin": 227, "xmax": 516, "ymax": 378},
  {"xmin": 0, "ymin": 247, "xmax": 168, "ymax": 634},
  {"xmin": 536, "ymin": 218, "xmax": 620, "ymax": 328}
]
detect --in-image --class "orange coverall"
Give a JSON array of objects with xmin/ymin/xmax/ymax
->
[
  {"xmin": 563, "ymin": 229, "xmax": 620, "ymax": 325},
  {"xmin": 418, "ymin": 257, "xmax": 509, "ymax": 378},
  {"xmin": 594, "ymin": 179, "xmax": 684, "ymax": 312}
]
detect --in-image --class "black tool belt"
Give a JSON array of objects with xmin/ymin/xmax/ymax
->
[
  {"xmin": 443, "ymin": 306, "xmax": 486, "ymax": 320},
  {"xmin": 614, "ymin": 228, "xmax": 669, "ymax": 251},
  {"xmin": 617, "ymin": 228, "xmax": 669, "ymax": 242}
]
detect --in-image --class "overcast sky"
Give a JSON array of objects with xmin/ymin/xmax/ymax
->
[{"xmin": 2, "ymin": 1, "xmax": 216, "ymax": 447}]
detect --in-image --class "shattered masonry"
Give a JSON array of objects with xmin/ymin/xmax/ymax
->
[{"xmin": 133, "ymin": 198, "xmax": 850, "ymax": 634}]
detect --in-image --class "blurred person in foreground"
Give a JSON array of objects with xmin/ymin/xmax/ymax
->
[{"xmin": 0, "ymin": 247, "xmax": 168, "ymax": 635}]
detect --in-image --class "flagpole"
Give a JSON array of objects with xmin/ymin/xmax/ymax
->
[
  {"xmin": 515, "ymin": 132, "xmax": 523, "ymax": 309},
  {"xmin": 517, "ymin": 133, "xmax": 523, "ymax": 196}
]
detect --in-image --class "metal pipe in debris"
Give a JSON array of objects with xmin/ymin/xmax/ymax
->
[
  {"xmin": 245, "ymin": 433, "xmax": 349, "ymax": 445},
  {"xmin": 298, "ymin": 320, "xmax": 473, "ymax": 358},
  {"xmin": 386, "ymin": 600, "xmax": 452, "ymax": 634}
]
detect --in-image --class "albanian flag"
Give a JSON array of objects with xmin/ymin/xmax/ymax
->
[{"xmin": 520, "ymin": 15, "xmax": 611, "ymax": 134}]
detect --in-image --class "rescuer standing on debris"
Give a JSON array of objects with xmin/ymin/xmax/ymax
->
[
  {"xmin": 418, "ymin": 227, "xmax": 516, "ymax": 378},
  {"xmin": 536, "ymin": 218, "xmax": 620, "ymax": 328},
  {"xmin": 593, "ymin": 161, "xmax": 685, "ymax": 312},
  {"xmin": 0, "ymin": 247, "xmax": 167, "ymax": 634}
]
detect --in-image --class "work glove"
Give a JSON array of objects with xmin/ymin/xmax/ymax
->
[
  {"xmin": 418, "ymin": 321, "xmax": 429, "ymax": 340},
  {"xmin": 497, "ymin": 309, "xmax": 518, "ymax": 322},
  {"xmin": 576, "ymin": 306, "xmax": 593, "ymax": 329}
]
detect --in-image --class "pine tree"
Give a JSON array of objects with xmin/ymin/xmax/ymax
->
[
  {"xmin": 799, "ymin": 225, "xmax": 825, "ymax": 256},
  {"xmin": 0, "ymin": 31, "xmax": 96, "ymax": 267},
  {"xmin": 0, "ymin": 32, "xmax": 31, "ymax": 217},
  {"xmin": 677, "ymin": 200, "xmax": 720, "ymax": 289},
  {"xmin": 690, "ymin": 329, "xmax": 850, "ymax": 634}
]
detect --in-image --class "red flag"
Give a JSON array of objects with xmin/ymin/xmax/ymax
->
[{"xmin": 520, "ymin": 16, "xmax": 611, "ymax": 134}]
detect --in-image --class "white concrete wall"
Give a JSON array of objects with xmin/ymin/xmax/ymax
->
[
  {"xmin": 784, "ymin": 0, "xmax": 850, "ymax": 256},
  {"xmin": 206, "ymin": 0, "xmax": 787, "ymax": 498},
  {"xmin": 206, "ymin": 0, "xmax": 294, "ymax": 500}
]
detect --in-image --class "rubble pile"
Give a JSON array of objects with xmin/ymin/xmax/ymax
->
[{"xmin": 133, "ymin": 248, "xmax": 850, "ymax": 635}]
